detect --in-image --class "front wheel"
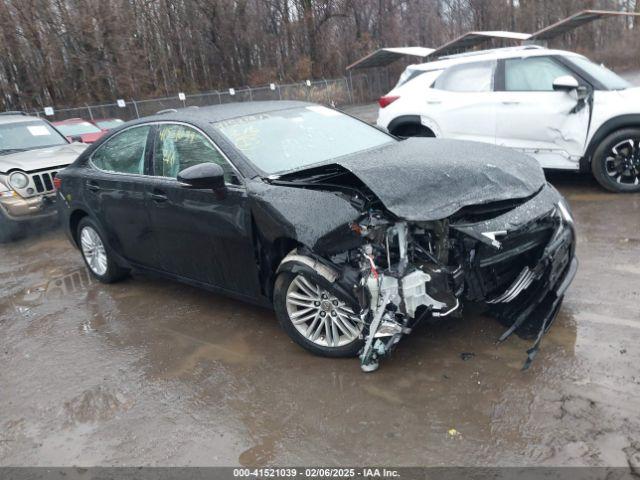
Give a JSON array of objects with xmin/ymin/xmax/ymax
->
[
  {"xmin": 591, "ymin": 128, "xmax": 640, "ymax": 192},
  {"xmin": 273, "ymin": 272, "xmax": 365, "ymax": 357},
  {"xmin": 77, "ymin": 217, "xmax": 129, "ymax": 283}
]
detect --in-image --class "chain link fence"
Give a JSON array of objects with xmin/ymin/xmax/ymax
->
[{"xmin": 26, "ymin": 70, "xmax": 392, "ymax": 122}]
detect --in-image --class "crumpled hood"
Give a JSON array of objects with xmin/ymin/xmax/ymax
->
[
  {"xmin": 0, "ymin": 143, "xmax": 87, "ymax": 173},
  {"xmin": 331, "ymin": 138, "xmax": 546, "ymax": 221}
]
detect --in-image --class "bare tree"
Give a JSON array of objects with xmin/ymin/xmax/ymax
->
[{"xmin": 0, "ymin": 0, "xmax": 636, "ymax": 111}]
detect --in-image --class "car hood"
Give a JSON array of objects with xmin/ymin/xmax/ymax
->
[
  {"xmin": 0, "ymin": 143, "xmax": 87, "ymax": 173},
  {"xmin": 279, "ymin": 138, "xmax": 546, "ymax": 221}
]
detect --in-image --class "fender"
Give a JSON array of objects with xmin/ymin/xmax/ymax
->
[{"xmin": 582, "ymin": 114, "xmax": 640, "ymax": 172}]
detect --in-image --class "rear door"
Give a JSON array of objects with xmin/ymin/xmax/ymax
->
[
  {"xmin": 493, "ymin": 55, "xmax": 590, "ymax": 169},
  {"xmin": 145, "ymin": 122, "xmax": 260, "ymax": 296},
  {"xmin": 85, "ymin": 124, "xmax": 157, "ymax": 266},
  {"xmin": 424, "ymin": 60, "xmax": 497, "ymax": 143}
]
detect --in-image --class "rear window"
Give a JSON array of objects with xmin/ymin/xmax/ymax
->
[
  {"xmin": 55, "ymin": 121, "xmax": 102, "ymax": 136},
  {"xmin": 433, "ymin": 60, "xmax": 496, "ymax": 92},
  {"xmin": 95, "ymin": 119, "xmax": 124, "ymax": 130},
  {"xmin": 395, "ymin": 68, "xmax": 443, "ymax": 89}
]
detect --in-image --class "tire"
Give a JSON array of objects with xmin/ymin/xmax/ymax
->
[
  {"xmin": 0, "ymin": 211, "xmax": 23, "ymax": 243},
  {"xmin": 77, "ymin": 217, "xmax": 129, "ymax": 283},
  {"xmin": 591, "ymin": 128, "xmax": 640, "ymax": 193},
  {"xmin": 273, "ymin": 271, "xmax": 364, "ymax": 357},
  {"xmin": 391, "ymin": 123, "xmax": 435, "ymax": 139}
]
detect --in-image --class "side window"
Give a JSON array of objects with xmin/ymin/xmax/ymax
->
[
  {"xmin": 153, "ymin": 124, "xmax": 239, "ymax": 185},
  {"xmin": 433, "ymin": 61, "xmax": 496, "ymax": 92},
  {"xmin": 505, "ymin": 57, "xmax": 573, "ymax": 91},
  {"xmin": 91, "ymin": 126, "xmax": 150, "ymax": 174}
]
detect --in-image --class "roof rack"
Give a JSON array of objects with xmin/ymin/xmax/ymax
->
[
  {"xmin": 438, "ymin": 44, "xmax": 543, "ymax": 60},
  {"xmin": 0, "ymin": 111, "xmax": 28, "ymax": 116}
]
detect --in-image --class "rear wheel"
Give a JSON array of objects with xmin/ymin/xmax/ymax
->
[
  {"xmin": 391, "ymin": 123, "xmax": 434, "ymax": 139},
  {"xmin": 591, "ymin": 128, "xmax": 640, "ymax": 193},
  {"xmin": 77, "ymin": 217, "xmax": 129, "ymax": 283},
  {"xmin": 273, "ymin": 271, "xmax": 364, "ymax": 357}
]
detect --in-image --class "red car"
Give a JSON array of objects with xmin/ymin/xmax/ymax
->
[{"xmin": 52, "ymin": 118, "xmax": 108, "ymax": 143}]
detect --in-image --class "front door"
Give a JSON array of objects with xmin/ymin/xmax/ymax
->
[
  {"xmin": 85, "ymin": 124, "xmax": 157, "ymax": 266},
  {"xmin": 145, "ymin": 123, "xmax": 261, "ymax": 296},
  {"xmin": 493, "ymin": 56, "xmax": 590, "ymax": 170}
]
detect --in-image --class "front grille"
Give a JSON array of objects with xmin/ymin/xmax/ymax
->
[
  {"xmin": 466, "ymin": 216, "xmax": 558, "ymax": 300},
  {"xmin": 29, "ymin": 170, "xmax": 57, "ymax": 194}
]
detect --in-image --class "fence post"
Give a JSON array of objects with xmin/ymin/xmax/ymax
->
[
  {"xmin": 132, "ymin": 99, "xmax": 140, "ymax": 119},
  {"xmin": 85, "ymin": 104, "xmax": 94, "ymax": 120},
  {"xmin": 248, "ymin": 87, "xmax": 253, "ymax": 101},
  {"xmin": 324, "ymin": 79, "xmax": 331, "ymax": 105},
  {"xmin": 344, "ymin": 77, "xmax": 353, "ymax": 105},
  {"xmin": 217, "ymin": 91, "xmax": 222, "ymax": 104}
]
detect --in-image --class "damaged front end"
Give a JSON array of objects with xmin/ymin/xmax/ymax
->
[
  {"xmin": 263, "ymin": 141, "xmax": 577, "ymax": 372},
  {"xmin": 322, "ymin": 190, "xmax": 575, "ymax": 372}
]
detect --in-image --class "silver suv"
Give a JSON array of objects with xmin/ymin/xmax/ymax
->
[{"xmin": 0, "ymin": 112, "xmax": 86, "ymax": 241}]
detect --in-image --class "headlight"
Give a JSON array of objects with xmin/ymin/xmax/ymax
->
[
  {"xmin": 557, "ymin": 199, "xmax": 574, "ymax": 225},
  {"xmin": 9, "ymin": 172, "xmax": 29, "ymax": 190}
]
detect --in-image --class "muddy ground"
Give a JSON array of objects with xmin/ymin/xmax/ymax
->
[{"xmin": 1, "ymin": 127, "xmax": 640, "ymax": 468}]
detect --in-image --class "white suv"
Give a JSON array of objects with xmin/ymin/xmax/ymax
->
[{"xmin": 376, "ymin": 46, "xmax": 640, "ymax": 192}]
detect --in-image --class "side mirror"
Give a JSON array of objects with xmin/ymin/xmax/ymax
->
[
  {"xmin": 69, "ymin": 135, "xmax": 83, "ymax": 143},
  {"xmin": 177, "ymin": 163, "xmax": 225, "ymax": 190},
  {"xmin": 552, "ymin": 75, "xmax": 580, "ymax": 92}
]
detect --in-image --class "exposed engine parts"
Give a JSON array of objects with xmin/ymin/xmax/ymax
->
[
  {"xmin": 353, "ymin": 218, "xmax": 461, "ymax": 372},
  {"xmin": 282, "ymin": 197, "xmax": 576, "ymax": 373}
]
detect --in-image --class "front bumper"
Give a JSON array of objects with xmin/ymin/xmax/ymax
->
[
  {"xmin": 0, "ymin": 193, "xmax": 58, "ymax": 222},
  {"xmin": 490, "ymin": 218, "xmax": 577, "ymax": 369}
]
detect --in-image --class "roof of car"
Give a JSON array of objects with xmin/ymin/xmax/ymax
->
[
  {"xmin": 0, "ymin": 113, "xmax": 42, "ymax": 125},
  {"xmin": 408, "ymin": 46, "xmax": 583, "ymax": 72},
  {"xmin": 139, "ymin": 100, "xmax": 315, "ymax": 124}
]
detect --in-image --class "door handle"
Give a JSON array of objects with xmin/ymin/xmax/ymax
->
[
  {"xmin": 426, "ymin": 100, "xmax": 442, "ymax": 105},
  {"xmin": 87, "ymin": 181, "xmax": 101, "ymax": 192},
  {"xmin": 502, "ymin": 101, "xmax": 520, "ymax": 105},
  {"xmin": 150, "ymin": 190, "xmax": 168, "ymax": 202}
]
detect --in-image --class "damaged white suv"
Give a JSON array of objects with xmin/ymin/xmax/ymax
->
[{"xmin": 377, "ymin": 46, "xmax": 640, "ymax": 192}]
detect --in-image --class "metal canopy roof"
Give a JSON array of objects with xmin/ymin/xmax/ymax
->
[
  {"xmin": 347, "ymin": 9, "xmax": 640, "ymax": 70},
  {"xmin": 429, "ymin": 31, "xmax": 532, "ymax": 58},
  {"xmin": 530, "ymin": 9, "xmax": 640, "ymax": 41},
  {"xmin": 347, "ymin": 47, "xmax": 435, "ymax": 70}
]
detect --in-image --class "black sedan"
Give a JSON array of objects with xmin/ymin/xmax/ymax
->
[{"xmin": 56, "ymin": 101, "xmax": 577, "ymax": 372}]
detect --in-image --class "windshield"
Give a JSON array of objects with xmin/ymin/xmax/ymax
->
[
  {"xmin": 213, "ymin": 106, "xmax": 394, "ymax": 174},
  {"xmin": 95, "ymin": 119, "xmax": 124, "ymax": 130},
  {"xmin": 55, "ymin": 121, "xmax": 102, "ymax": 136},
  {"xmin": 567, "ymin": 56, "xmax": 631, "ymax": 90},
  {"xmin": 0, "ymin": 120, "xmax": 67, "ymax": 154}
]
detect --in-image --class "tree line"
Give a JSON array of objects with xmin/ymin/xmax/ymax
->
[{"xmin": 1, "ymin": 0, "xmax": 638, "ymax": 111}]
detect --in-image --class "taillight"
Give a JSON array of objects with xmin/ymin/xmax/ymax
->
[
  {"xmin": 378, "ymin": 95, "xmax": 400, "ymax": 108},
  {"xmin": 53, "ymin": 176, "xmax": 62, "ymax": 190}
]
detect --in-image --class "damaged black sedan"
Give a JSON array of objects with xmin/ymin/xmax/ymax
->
[{"xmin": 56, "ymin": 101, "xmax": 577, "ymax": 372}]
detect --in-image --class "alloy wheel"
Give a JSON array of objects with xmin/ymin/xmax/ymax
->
[
  {"xmin": 80, "ymin": 226, "xmax": 108, "ymax": 276},
  {"xmin": 605, "ymin": 139, "xmax": 640, "ymax": 186},
  {"xmin": 285, "ymin": 275, "xmax": 363, "ymax": 348}
]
